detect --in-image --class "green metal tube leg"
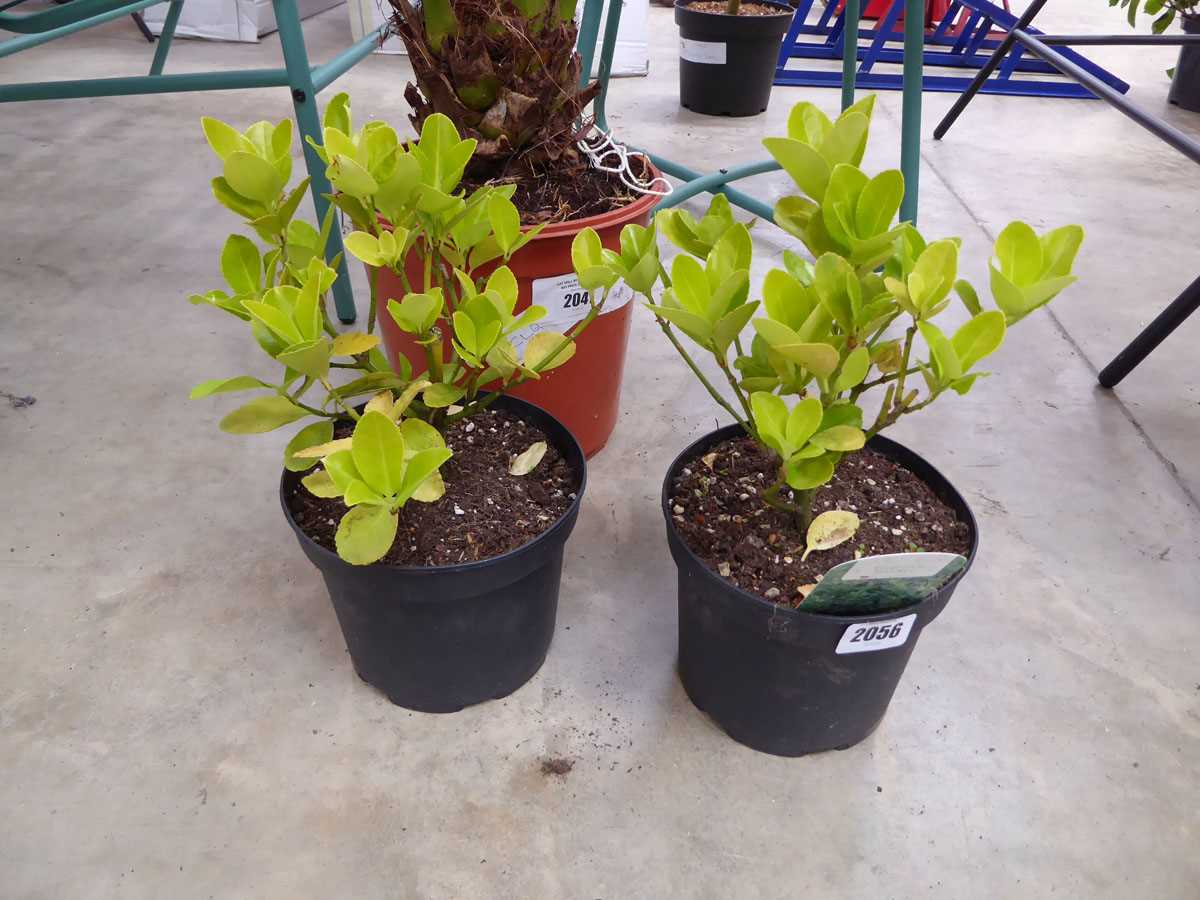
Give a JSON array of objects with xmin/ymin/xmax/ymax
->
[
  {"xmin": 576, "ymin": 0, "xmax": 604, "ymax": 92},
  {"xmin": 0, "ymin": 68, "xmax": 289, "ymax": 102},
  {"xmin": 898, "ymin": 0, "xmax": 924, "ymax": 223},
  {"xmin": 149, "ymin": 0, "xmax": 182, "ymax": 75},
  {"xmin": 272, "ymin": 0, "xmax": 357, "ymax": 323},
  {"xmin": 841, "ymin": 0, "xmax": 860, "ymax": 110},
  {"xmin": 0, "ymin": 0, "xmax": 164, "ymax": 60}
]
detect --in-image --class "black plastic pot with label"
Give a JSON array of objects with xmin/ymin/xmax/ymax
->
[
  {"xmin": 1168, "ymin": 15, "xmax": 1200, "ymax": 113},
  {"xmin": 675, "ymin": 0, "xmax": 794, "ymax": 117},
  {"xmin": 281, "ymin": 396, "xmax": 585, "ymax": 713},
  {"xmin": 661, "ymin": 425, "xmax": 979, "ymax": 757}
]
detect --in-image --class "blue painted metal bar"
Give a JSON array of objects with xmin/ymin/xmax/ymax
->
[
  {"xmin": 859, "ymin": 0, "xmax": 904, "ymax": 74},
  {"xmin": 148, "ymin": 0, "xmax": 181, "ymax": 76},
  {"xmin": 775, "ymin": 0, "xmax": 1130, "ymax": 98},
  {"xmin": 775, "ymin": 66, "xmax": 1096, "ymax": 97},
  {"xmin": 310, "ymin": 25, "xmax": 387, "ymax": 92},
  {"xmin": 0, "ymin": 0, "xmax": 164, "ymax": 59}
]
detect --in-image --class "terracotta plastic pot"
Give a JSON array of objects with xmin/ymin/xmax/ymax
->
[{"xmin": 373, "ymin": 172, "xmax": 661, "ymax": 457}]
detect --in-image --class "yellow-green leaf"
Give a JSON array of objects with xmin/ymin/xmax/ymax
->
[
  {"xmin": 291, "ymin": 437, "xmax": 354, "ymax": 459},
  {"xmin": 334, "ymin": 505, "xmax": 398, "ymax": 565},
  {"xmin": 301, "ymin": 469, "xmax": 342, "ymax": 498},
  {"xmin": 189, "ymin": 376, "xmax": 268, "ymax": 399},
  {"xmin": 524, "ymin": 332, "xmax": 576, "ymax": 372},
  {"xmin": 422, "ymin": 383, "xmax": 466, "ymax": 408},
  {"xmin": 331, "ymin": 331, "xmax": 381, "ymax": 357},
  {"xmin": 802, "ymin": 510, "xmax": 861, "ymax": 561},
  {"xmin": 351, "ymin": 410, "xmax": 406, "ymax": 496},
  {"xmin": 284, "ymin": 420, "xmax": 335, "ymax": 472},
  {"xmin": 509, "ymin": 441, "xmax": 547, "ymax": 476},
  {"xmin": 219, "ymin": 395, "xmax": 309, "ymax": 434}
]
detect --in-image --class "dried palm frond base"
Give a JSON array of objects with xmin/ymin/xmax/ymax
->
[{"xmin": 388, "ymin": 0, "xmax": 602, "ymax": 182}]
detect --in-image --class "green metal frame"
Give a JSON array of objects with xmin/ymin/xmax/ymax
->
[
  {"xmin": 0, "ymin": 0, "xmax": 385, "ymax": 322},
  {"xmin": 575, "ymin": 0, "xmax": 925, "ymax": 223}
]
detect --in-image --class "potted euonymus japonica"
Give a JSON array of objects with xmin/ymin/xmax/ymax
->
[
  {"xmin": 189, "ymin": 108, "xmax": 619, "ymax": 712},
  {"xmin": 605, "ymin": 96, "xmax": 1084, "ymax": 756}
]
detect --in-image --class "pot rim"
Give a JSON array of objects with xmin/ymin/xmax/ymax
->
[
  {"xmin": 524, "ymin": 159, "xmax": 665, "ymax": 240},
  {"xmin": 280, "ymin": 395, "xmax": 587, "ymax": 576},
  {"xmin": 673, "ymin": 0, "xmax": 795, "ymax": 18},
  {"xmin": 661, "ymin": 423, "xmax": 979, "ymax": 624}
]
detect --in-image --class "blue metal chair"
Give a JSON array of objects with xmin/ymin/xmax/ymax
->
[{"xmin": 0, "ymin": 0, "xmax": 388, "ymax": 322}]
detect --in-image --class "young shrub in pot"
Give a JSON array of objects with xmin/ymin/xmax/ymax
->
[
  {"xmin": 189, "ymin": 105, "xmax": 618, "ymax": 711},
  {"xmin": 601, "ymin": 96, "xmax": 1084, "ymax": 755}
]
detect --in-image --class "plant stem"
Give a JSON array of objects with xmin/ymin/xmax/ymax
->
[
  {"xmin": 725, "ymin": 0, "xmax": 741, "ymax": 14},
  {"xmin": 656, "ymin": 316, "xmax": 750, "ymax": 433},
  {"xmin": 891, "ymin": 325, "xmax": 917, "ymax": 418},
  {"xmin": 319, "ymin": 378, "xmax": 361, "ymax": 421},
  {"xmin": 714, "ymin": 351, "xmax": 755, "ymax": 431}
]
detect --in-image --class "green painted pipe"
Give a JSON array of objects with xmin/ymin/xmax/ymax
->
[
  {"xmin": 0, "ymin": 0, "xmax": 164, "ymax": 59},
  {"xmin": 311, "ymin": 26, "xmax": 388, "ymax": 93},
  {"xmin": 841, "ymin": 0, "xmax": 860, "ymax": 110},
  {"xmin": 899, "ymin": 0, "xmax": 924, "ymax": 223},
  {"xmin": 0, "ymin": 68, "xmax": 290, "ymax": 102}
]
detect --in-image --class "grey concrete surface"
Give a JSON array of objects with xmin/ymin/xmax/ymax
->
[{"xmin": 1, "ymin": 4, "xmax": 1198, "ymax": 898}]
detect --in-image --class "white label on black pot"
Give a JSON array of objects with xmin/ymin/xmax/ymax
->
[
  {"xmin": 508, "ymin": 274, "xmax": 633, "ymax": 356},
  {"xmin": 835, "ymin": 614, "xmax": 917, "ymax": 655},
  {"xmin": 680, "ymin": 38, "xmax": 727, "ymax": 65},
  {"xmin": 842, "ymin": 552, "xmax": 961, "ymax": 582}
]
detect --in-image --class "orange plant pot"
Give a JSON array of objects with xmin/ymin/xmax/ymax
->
[{"xmin": 373, "ymin": 173, "xmax": 660, "ymax": 458}]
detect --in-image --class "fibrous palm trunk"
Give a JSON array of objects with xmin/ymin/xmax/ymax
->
[{"xmin": 387, "ymin": 0, "xmax": 602, "ymax": 178}]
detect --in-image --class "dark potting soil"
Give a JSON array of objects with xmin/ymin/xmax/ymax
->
[
  {"xmin": 685, "ymin": 1, "xmax": 792, "ymax": 14},
  {"xmin": 287, "ymin": 409, "xmax": 577, "ymax": 567},
  {"xmin": 461, "ymin": 155, "xmax": 650, "ymax": 226},
  {"xmin": 669, "ymin": 438, "xmax": 972, "ymax": 608}
]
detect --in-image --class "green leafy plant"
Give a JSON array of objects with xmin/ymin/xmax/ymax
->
[
  {"xmin": 1109, "ymin": 0, "xmax": 1196, "ymax": 35},
  {"xmin": 190, "ymin": 95, "xmax": 612, "ymax": 565},
  {"xmin": 600, "ymin": 96, "xmax": 1083, "ymax": 555},
  {"xmin": 385, "ymin": 0, "xmax": 600, "ymax": 177}
]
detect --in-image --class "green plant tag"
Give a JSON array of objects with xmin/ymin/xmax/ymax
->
[{"xmin": 800, "ymin": 552, "xmax": 968, "ymax": 616}]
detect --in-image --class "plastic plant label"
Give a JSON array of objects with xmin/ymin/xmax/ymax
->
[
  {"xmin": 801, "ymin": 552, "xmax": 968, "ymax": 617},
  {"xmin": 509, "ymin": 274, "xmax": 633, "ymax": 355},
  {"xmin": 842, "ymin": 552, "xmax": 960, "ymax": 581},
  {"xmin": 680, "ymin": 38, "xmax": 727, "ymax": 65},
  {"xmin": 835, "ymin": 614, "xmax": 917, "ymax": 655}
]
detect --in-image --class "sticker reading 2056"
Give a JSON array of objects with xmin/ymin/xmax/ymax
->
[{"xmin": 835, "ymin": 614, "xmax": 917, "ymax": 655}]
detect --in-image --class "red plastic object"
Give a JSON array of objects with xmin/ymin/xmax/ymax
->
[
  {"xmin": 840, "ymin": 0, "xmax": 951, "ymax": 26},
  {"xmin": 373, "ymin": 174, "xmax": 660, "ymax": 458}
]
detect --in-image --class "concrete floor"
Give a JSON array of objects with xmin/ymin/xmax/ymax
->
[{"xmin": 2, "ymin": 3, "xmax": 1198, "ymax": 897}]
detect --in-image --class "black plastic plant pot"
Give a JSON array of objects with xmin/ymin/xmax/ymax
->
[
  {"xmin": 281, "ymin": 396, "xmax": 586, "ymax": 713},
  {"xmin": 663, "ymin": 425, "xmax": 978, "ymax": 757},
  {"xmin": 1168, "ymin": 16, "xmax": 1200, "ymax": 113},
  {"xmin": 675, "ymin": 0, "xmax": 794, "ymax": 117}
]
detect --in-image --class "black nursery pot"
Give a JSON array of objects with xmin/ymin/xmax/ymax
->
[
  {"xmin": 675, "ymin": 0, "xmax": 793, "ymax": 117},
  {"xmin": 1168, "ymin": 15, "xmax": 1200, "ymax": 113},
  {"xmin": 663, "ymin": 425, "xmax": 978, "ymax": 757},
  {"xmin": 281, "ymin": 396, "xmax": 585, "ymax": 713}
]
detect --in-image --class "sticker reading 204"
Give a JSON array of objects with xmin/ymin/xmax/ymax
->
[{"xmin": 835, "ymin": 613, "xmax": 917, "ymax": 655}]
